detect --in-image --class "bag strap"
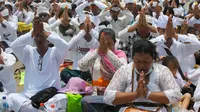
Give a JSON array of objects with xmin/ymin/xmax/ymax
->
[
  {"xmin": 164, "ymin": 48, "xmax": 186, "ymax": 81},
  {"xmin": 131, "ymin": 64, "xmax": 134, "ymax": 92}
]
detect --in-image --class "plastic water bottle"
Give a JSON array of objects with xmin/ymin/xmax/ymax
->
[
  {"xmin": 38, "ymin": 103, "xmax": 46, "ymax": 112},
  {"xmin": 1, "ymin": 96, "xmax": 10, "ymax": 112}
]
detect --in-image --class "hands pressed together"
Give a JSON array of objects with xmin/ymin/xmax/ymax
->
[
  {"xmin": 135, "ymin": 71, "xmax": 149, "ymax": 98},
  {"xmin": 164, "ymin": 15, "xmax": 178, "ymax": 40}
]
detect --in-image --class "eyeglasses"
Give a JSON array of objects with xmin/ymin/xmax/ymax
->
[{"xmin": 38, "ymin": 56, "xmax": 43, "ymax": 71}]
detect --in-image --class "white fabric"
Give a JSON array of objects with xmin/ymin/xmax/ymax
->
[
  {"xmin": 193, "ymin": 78, "xmax": 200, "ymax": 111},
  {"xmin": 104, "ymin": 63, "xmax": 181, "ymax": 110},
  {"xmin": 134, "ymin": 14, "xmax": 153, "ymax": 24},
  {"xmin": 99, "ymin": 9, "xmax": 133, "ymax": 38},
  {"xmin": 0, "ymin": 20, "xmax": 17, "ymax": 43},
  {"xmin": 124, "ymin": 0, "xmax": 134, "ymax": 4},
  {"xmin": 188, "ymin": 16, "xmax": 200, "ymax": 27},
  {"xmin": 50, "ymin": 19, "xmax": 77, "ymax": 61},
  {"xmin": 68, "ymin": 30, "xmax": 99, "ymax": 69},
  {"xmin": 37, "ymin": 6, "xmax": 49, "ymax": 15},
  {"xmin": 8, "ymin": 93, "xmax": 66, "ymax": 112},
  {"xmin": 150, "ymin": 34, "xmax": 200, "ymax": 85},
  {"xmin": 173, "ymin": 6, "xmax": 184, "ymax": 16},
  {"xmin": 1, "ymin": 8, "xmax": 9, "ymax": 17},
  {"xmin": 78, "ymin": 49, "xmax": 127, "ymax": 95},
  {"xmin": 156, "ymin": 15, "xmax": 177, "ymax": 29},
  {"xmin": 0, "ymin": 50, "xmax": 16, "ymax": 94},
  {"xmin": 177, "ymin": 34, "xmax": 200, "ymax": 85},
  {"xmin": 10, "ymin": 32, "xmax": 69, "ymax": 111},
  {"xmin": 14, "ymin": 10, "xmax": 34, "ymax": 24},
  {"xmin": 75, "ymin": 0, "xmax": 107, "ymax": 26}
]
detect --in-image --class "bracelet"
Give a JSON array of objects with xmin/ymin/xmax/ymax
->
[{"xmin": 146, "ymin": 91, "xmax": 151, "ymax": 99}]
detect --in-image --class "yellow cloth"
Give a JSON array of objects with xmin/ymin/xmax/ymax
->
[{"xmin": 17, "ymin": 22, "xmax": 32, "ymax": 32}]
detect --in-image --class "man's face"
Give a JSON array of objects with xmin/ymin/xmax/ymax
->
[
  {"xmin": 110, "ymin": 10, "xmax": 120, "ymax": 20},
  {"xmin": 90, "ymin": 4, "xmax": 101, "ymax": 16},
  {"xmin": 126, "ymin": 3, "xmax": 134, "ymax": 13},
  {"xmin": 39, "ymin": 13, "xmax": 50, "ymax": 23},
  {"xmin": 133, "ymin": 52, "xmax": 153, "ymax": 74},
  {"xmin": 34, "ymin": 34, "xmax": 48, "ymax": 48}
]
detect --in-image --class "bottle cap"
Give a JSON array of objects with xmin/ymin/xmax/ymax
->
[
  {"xmin": 40, "ymin": 103, "xmax": 44, "ymax": 107},
  {"xmin": 51, "ymin": 104, "xmax": 55, "ymax": 108},
  {"xmin": 2, "ymin": 96, "xmax": 6, "ymax": 100}
]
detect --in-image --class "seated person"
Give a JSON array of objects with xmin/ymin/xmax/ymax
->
[
  {"xmin": 78, "ymin": 28, "xmax": 127, "ymax": 112},
  {"xmin": 104, "ymin": 40, "xmax": 182, "ymax": 112},
  {"xmin": 8, "ymin": 16, "xmax": 69, "ymax": 112},
  {"xmin": 162, "ymin": 56, "xmax": 192, "ymax": 111},
  {"xmin": 0, "ymin": 39, "xmax": 16, "ymax": 94}
]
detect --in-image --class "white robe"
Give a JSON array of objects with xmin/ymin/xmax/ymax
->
[{"xmin": 9, "ymin": 32, "xmax": 69, "ymax": 111}]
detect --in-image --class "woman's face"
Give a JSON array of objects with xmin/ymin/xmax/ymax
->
[
  {"xmin": 167, "ymin": 61, "xmax": 178, "ymax": 76},
  {"xmin": 105, "ymin": 34, "xmax": 115, "ymax": 51},
  {"xmin": 133, "ymin": 53, "xmax": 153, "ymax": 74}
]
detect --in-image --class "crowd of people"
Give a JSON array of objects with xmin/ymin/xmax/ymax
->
[{"xmin": 1, "ymin": 0, "xmax": 200, "ymax": 111}]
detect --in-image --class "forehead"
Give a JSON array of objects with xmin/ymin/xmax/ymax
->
[{"xmin": 133, "ymin": 53, "xmax": 152, "ymax": 59}]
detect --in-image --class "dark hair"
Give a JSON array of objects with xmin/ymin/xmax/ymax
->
[
  {"xmin": 162, "ymin": 56, "xmax": 179, "ymax": 68},
  {"xmin": 99, "ymin": 21, "xmax": 111, "ymax": 27},
  {"xmin": 169, "ymin": 0, "xmax": 180, "ymax": 8},
  {"xmin": 163, "ymin": 6, "xmax": 174, "ymax": 15},
  {"xmin": 71, "ymin": 4, "xmax": 77, "ymax": 10},
  {"xmin": 98, "ymin": 28, "xmax": 116, "ymax": 43},
  {"xmin": 132, "ymin": 40, "xmax": 158, "ymax": 60},
  {"xmin": 5, "ymin": 4, "xmax": 12, "ymax": 12}
]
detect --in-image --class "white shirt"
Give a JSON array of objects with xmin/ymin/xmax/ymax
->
[
  {"xmin": 0, "ymin": 49, "xmax": 16, "ymax": 94},
  {"xmin": 75, "ymin": 1, "xmax": 108, "ymax": 26},
  {"xmin": 11, "ymin": 32, "xmax": 69, "ymax": 92},
  {"xmin": 50, "ymin": 19, "xmax": 78, "ymax": 61},
  {"xmin": 68, "ymin": 29, "xmax": 99, "ymax": 69},
  {"xmin": 14, "ymin": 9, "xmax": 34, "ymax": 24},
  {"xmin": 150, "ymin": 35, "xmax": 200, "ymax": 64},
  {"xmin": 0, "ymin": 20, "xmax": 18, "ymax": 43},
  {"xmin": 99, "ymin": 9, "xmax": 133, "ymax": 38},
  {"xmin": 104, "ymin": 63, "xmax": 181, "ymax": 111},
  {"xmin": 151, "ymin": 35, "xmax": 200, "ymax": 84}
]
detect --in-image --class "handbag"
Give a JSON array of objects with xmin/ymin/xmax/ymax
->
[
  {"xmin": 124, "ymin": 65, "xmax": 162, "ymax": 112},
  {"xmin": 30, "ymin": 87, "xmax": 58, "ymax": 109}
]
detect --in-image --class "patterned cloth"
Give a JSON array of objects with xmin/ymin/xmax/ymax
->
[{"xmin": 117, "ymin": 31, "xmax": 155, "ymax": 62}]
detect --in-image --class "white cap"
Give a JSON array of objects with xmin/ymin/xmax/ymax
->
[
  {"xmin": 111, "ymin": 7, "xmax": 120, "ymax": 12},
  {"xmin": 37, "ymin": 6, "xmax": 49, "ymax": 15},
  {"xmin": 156, "ymin": 15, "xmax": 177, "ymax": 29},
  {"xmin": 124, "ymin": 0, "xmax": 134, "ymax": 4},
  {"xmin": 78, "ymin": 15, "xmax": 96, "ymax": 26},
  {"xmin": 75, "ymin": 0, "xmax": 85, "ymax": 5},
  {"xmin": 0, "ymin": 8, "xmax": 9, "ymax": 17},
  {"xmin": 135, "ymin": 14, "xmax": 153, "ymax": 24},
  {"xmin": 5, "ymin": 1, "xmax": 13, "ymax": 6},
  {"xmin": 192, "ymin": 2, "xmax": 199, "ymax": 10}
]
